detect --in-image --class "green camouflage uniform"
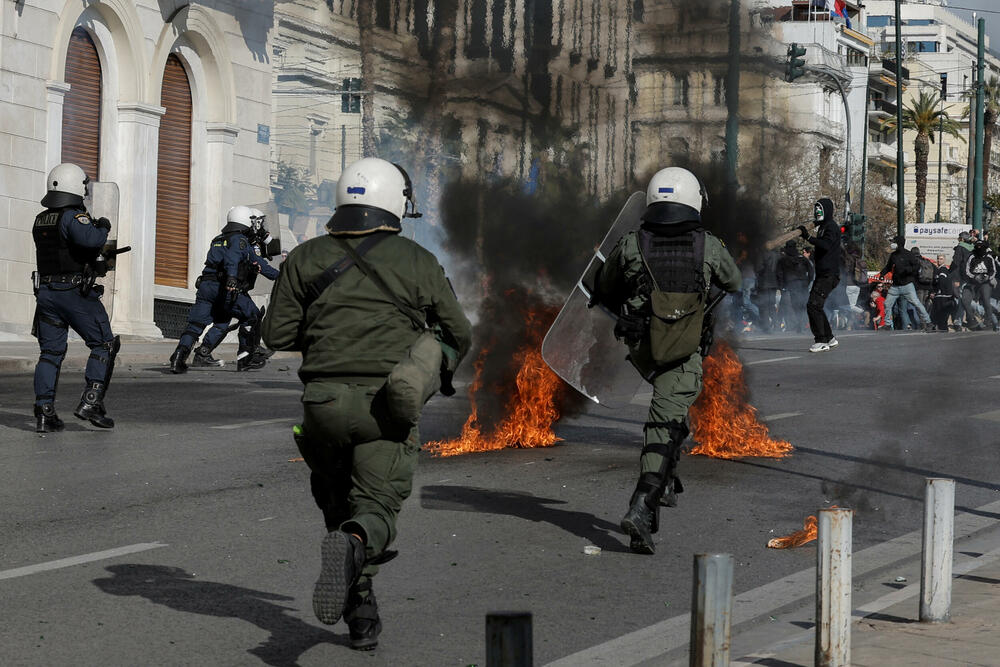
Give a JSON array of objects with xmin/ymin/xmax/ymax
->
[
  {"xmin": 262, "ymin": 232, "xmax": 471, "ymax": 586},
  {"xmin": 596, "ymin": 229, "xmax": 741, "ymax": 479}
]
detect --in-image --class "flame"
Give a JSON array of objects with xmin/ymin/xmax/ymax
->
[
  {"xmin": 768, "ymin": 515, "xmax": 818, "ymax": 549},
  {"xmin": 689, "ymin": 341, "xmax": 793, "ymax": 459},
  {"xmin": 426, "ymin": 307, "xmax": 564, "ymax": 457}
]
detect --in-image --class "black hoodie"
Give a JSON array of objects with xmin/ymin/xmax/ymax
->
[{"xmin": 804, "ymin": 197, "xmax": 842, "ymax": 276}]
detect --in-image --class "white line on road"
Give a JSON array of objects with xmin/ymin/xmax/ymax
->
[
  {"xmin": 0, "ymin": 543, "xmax": 167, "ymax": 581},
  {"xmin": 544, "ymin": 497, "xmax": 1000, "ymax": 667},
  {"xmin": 762, "ymin": 412, "xmax": 803, "ymax": 422},
  {"xmin": 971, "ymin": 409, "xmax": 1000, "ymax": 423},
  {"xmin": 745, "ymin": 356, "xmax": 801, "ymax": 366},
  {"xmin": 211, "ymin": 418, "xmax": 295, "ymax": 430}
]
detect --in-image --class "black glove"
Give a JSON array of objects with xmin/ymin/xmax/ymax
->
[
  {"xmin": 225, "ymin": 277, "xmax": 238, "ymax": 305},
  {"xmin": 95, "ymin": 217, "xmax": 112, "ymax": 231},
  {"xmin": 614, "ymin": 310, "xmax": 647, "ymax": 347},
  {"xmin": 797, "ymin": 225, "xmax": 809, "ymax": 239}
]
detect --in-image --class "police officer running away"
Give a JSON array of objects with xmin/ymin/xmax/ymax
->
[
  {"xmin": 262, "ymin": 158, "xmax": 471, "ymax": 649},
  {"xmin": 168, "ymin": 206, "xmax": 279, "ymax": 373},
  {"xmin": 31, "ymin": 164, "xmax": 120, "ymax": 432},
  {"xmin": 594, "ymin": 167, "xmax": 741, "ymax": 554}
]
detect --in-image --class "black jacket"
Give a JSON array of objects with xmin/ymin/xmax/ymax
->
[
  {"xmin": 879, "ymin": 248, "xmax": 917, "ymax": 286},
  {"xmin": 804, "ymin": 198, "xmax": 842, "ymax": 276}
]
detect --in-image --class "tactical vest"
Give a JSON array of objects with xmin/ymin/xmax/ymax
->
[
  {"xmin": 636, "ymin": 228, "xmax": 707, "ymax": 366},
  {"xmin": 637, "ymin": 228, "xmax": 706, "ymax": 294},
  {"xmin": 32, "ymin": 209, "xmax": 92, "ymax": 276},
  {"xmin": 204, "ymin": 231, "xmax": 253, "ymax": 285}
]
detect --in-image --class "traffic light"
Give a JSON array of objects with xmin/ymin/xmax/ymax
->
[
  {"xmin": 845, "ymin": 213, "xmax": 866, "ymax": 244},
  {"xmin": 785, "ymin": 43, "xmax": 807, "ymax": 82}
]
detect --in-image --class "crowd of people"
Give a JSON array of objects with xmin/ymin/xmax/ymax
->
[{"xmin": 737, "ymin": 228, "xmax": 1000, "ymax": 335}]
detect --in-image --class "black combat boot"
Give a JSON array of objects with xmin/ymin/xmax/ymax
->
[
  {"xmin": 313, "ymin": 531, "xmax": 365, "ymax": 625},
  {"xmin": 74, "ymin": 382, "xmax": 114, "ymax": 428},
  {"xmin": 345, "ymin": 580, "xmax": 382, "ymax": 650},
  {"xmin": 236, "ymin": 352, "xmax": 266, "ymax": 372},
  {"xmin": 621, "ymin": 491, "xmax": 657, "ymax": 555},
  {"xmin": 34, "ymin": 403, "xmax": 65, "ymax": 433},
  {"xmin": 191, "ymin": 345, "xmax": 224, "ymax": 368},
  {"xmin": 169, "ymin": 346, "xmax": 190, "ymax": 374}
]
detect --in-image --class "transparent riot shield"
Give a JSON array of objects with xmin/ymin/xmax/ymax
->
[
  {"xmin": 247, "ymin": 201, "xmax": 286, "ymax": 299},
  {"xmin": 542, "ymin": 191, "xmax": 647, "ymax": 408},
  {"xmin": 87, "ymin": 182, "xmax": 121, "ymax": 321}
]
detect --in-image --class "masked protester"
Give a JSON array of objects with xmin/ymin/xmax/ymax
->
[
  {"xmin": 31, "ymin": 163, "xmax": 120, "ymax": 431},
  {"xmin": 592, "ymin": 167, "xmax": 741, "ymax": 554},
  {"xmin": 262, "ymin": 158, "xmax": 471, "ymax": 650},
  {"xmin": 796, "ymin": 198, "xmax": 842, "ymax": 351},
  {"xmin": 168, "ymin": 206, "xmax": 279, "ymax": 373}
]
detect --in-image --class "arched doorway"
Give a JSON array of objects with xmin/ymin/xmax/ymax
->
[
  {"xmin": 155, "ymin": 54, "xmax": 193, "ymax": 288},
  {"xmin": 62, "ymin": 27, "xmax": 102, "ymax": 180}
]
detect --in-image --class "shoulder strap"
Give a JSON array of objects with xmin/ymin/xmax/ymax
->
[
  {"xmin": 303, "ymin": 232, "xmax": 390, "ymax": 308},
  {"xmin": 334, "ymin": 236, "xmax": 427, "ymax": 331}
]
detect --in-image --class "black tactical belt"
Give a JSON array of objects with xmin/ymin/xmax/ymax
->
[{"xmin": 40, "ymin": 274, "xmax": 84, "ymax": 285}]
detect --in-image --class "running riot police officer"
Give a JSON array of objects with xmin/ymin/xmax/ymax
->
[
  {"xmin": 168, "ymin": 206, "xmax": 278, "ymax": 373},
  {"xmin": 31, "ymin": 163, "xmax": 120, "ymax": 432},
  {"xmin": 262, "ymin": 157, "xmax": 471, "ymax": 650},
  {"xmin": 594, "ymin": 167, "xmax": 741, "ymax": 554}
]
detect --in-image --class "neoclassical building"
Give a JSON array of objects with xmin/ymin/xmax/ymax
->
[{"xmin": 0, "ymin": 1, "xmax": 273, "ymax": 337}]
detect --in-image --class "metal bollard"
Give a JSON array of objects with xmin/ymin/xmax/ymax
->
[
  {"xmin": 690, "ymin": 553, "xmax": 734, "ymax": 667},
  {"xmin": 486, "ymin": 612, "xmax": 533, "ymax": 667},
  {"xmin": 920, "ymin": 478, "xmax": 955, "ymax": 623},
  {"xmin": 816, "ymin": 508, "xmax": 853, "ymax": 667}
]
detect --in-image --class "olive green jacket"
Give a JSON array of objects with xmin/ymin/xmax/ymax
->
[{"xmin": 262, "ymin": 232, "xmax": 472, "ymax": 388}]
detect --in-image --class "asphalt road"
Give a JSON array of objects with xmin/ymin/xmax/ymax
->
[{"xmin": 1, "ymin": 330, "xmax": 999, "ymax": 666}]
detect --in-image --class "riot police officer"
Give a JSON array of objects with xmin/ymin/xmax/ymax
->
[
  {"xmin": 262, "ymin": 157, "xmax": 471, "ymax": 649},
  {"xmin": 594, "ymin": 167, "xmax": 741, "ymax": 554},
  {"xmin": 31, "ymin": 163, "xmax": 119, "ymax": 432},
  {"xmin": 168, "ymin": 206, "xmax": 278, "ymax": 373}
]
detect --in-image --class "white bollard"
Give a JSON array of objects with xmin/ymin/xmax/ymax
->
[
  {"xmin": 690, "ymin": 553, "xmax": 734, "ymax": 667},
  {"xmin": 920, "ymin": 478, "xmax": 955, "ymax": 623},
  {"xmin": 816, "ymin": 508, "xmax": 853, "ymax": 667}
]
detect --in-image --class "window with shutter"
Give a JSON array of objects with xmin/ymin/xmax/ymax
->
[
  {"xmin": 62, "ymin": 27, "xmax": 102, "ymax": 181},
  {"xmin": 154, "ymin": 54, "xmax": 193, "ymax": 288}
]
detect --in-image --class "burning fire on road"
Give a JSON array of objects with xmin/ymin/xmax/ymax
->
[
  {"xmin": 767, "ymin": 515, "xmax": 818, "ymax": 549},
  {"xmin": 426, "ymin": 297, "xmax": 568, "ymax": 457},
  {"xmin": 690, "ymin": 341, "xmax": 793, "ymax": 460}
]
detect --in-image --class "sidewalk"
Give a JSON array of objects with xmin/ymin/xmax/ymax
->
[
  {"xmin": 0, "ymin": 338, "xmax": 299, "ymax": 374},
  {"xmin": 736, "ymin": 545, "xmax": 1000, "ymax": 666}
]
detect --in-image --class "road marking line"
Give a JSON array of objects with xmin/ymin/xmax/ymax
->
[
  {"xmin": 211, "ymin": 418, "xmax": 294, "ymax": 430},
  {"xmin": 0, "ymin": 543, "xmax": 167, "ymax": 581},
  {"xmin": 971, "ymin": 409, "xmax": 1000, "ymax": 423},
  {"xmin": 762, "ymin": 412, "xmax": 803, "ymax": 422},
  {"xmin": 247, "ymin": 389, "xmax": 300, "ymax": 395},
  {"xmin": 544, "ymin": 497, "xmax": 1000, "ymax": 667},
  {"xmin": 745, "ymin": 356, "xmax": 801, "ymax": 366}
]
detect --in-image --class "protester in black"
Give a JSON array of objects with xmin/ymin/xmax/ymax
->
[{"xmin": 798, "ymin": 197, "xmax": 841, "ymax": 352}]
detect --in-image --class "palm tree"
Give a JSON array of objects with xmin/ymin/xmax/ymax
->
[
  {"xmin": 356, "ymin": 0, "xmax": 377, "ymax": 157},
  {"xmin": 881, "ymin": 90, "xmax": 964, "ymax": 218}
]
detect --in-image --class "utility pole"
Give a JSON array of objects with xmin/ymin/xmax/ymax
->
[
  {"xmin": 967, "ymin": 65, "xmax": 977, "ymax": 224},
  {"xmin": 860, "ymin": 61, "xmax": 871, "ymax": 217},
  {"xmin": 725, "ymin": 0, "xmax": 741, "ymax": 189},
  {"xmin": 973, "ymin": 18, "xmax": 986, "ymax": 232},
  {"xmin": 936, "ymin": 74, "xmax": 946, "ymax": 222},
  {"xmin": 894, "ymin": 0, "xmax": 905, "ymax": 240}
]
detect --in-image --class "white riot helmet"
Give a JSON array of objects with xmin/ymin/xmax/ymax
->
[
  {"xmin": 226, "ymin": 205, "xmax": 254, "ymax": 231},
  {"xmin": 646, "ymin": 167, "xmax": 706, "ymax": 211},
  {"xmin": 328, "ymin": 157, "xmax": 420, "ymax": 235},
  {"xmin": 42, "ymin": 163, "xmax": 90, "ymax": 207}
]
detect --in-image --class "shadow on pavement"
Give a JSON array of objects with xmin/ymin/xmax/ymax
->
[
  {"xmin": 0, "ymin": 411, "xmax": 89, "ymax": 433},
  {"xmin": 93, "ymin": 564, "xmax": 348, "ymax": 664},
  {"xmin": 420, "ymin": 485, "xmax": 630, "ymax": 553}
]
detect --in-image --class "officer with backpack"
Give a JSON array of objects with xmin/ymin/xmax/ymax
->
[{"xmin": 593, "ymin": 167, "xmax": 741, "ymax": 555}]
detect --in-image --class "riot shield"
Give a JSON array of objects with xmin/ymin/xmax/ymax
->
[
  {"xmin": 542, "ymin": 191, "xmax": 647, "ymax": 408},
  {"xmin": 247, "ymin": 201, "xmax": 287, "ymax": 298},
  {"xmin": 87, "ymin": 182, "xmax": 121, "ymax": 321}
]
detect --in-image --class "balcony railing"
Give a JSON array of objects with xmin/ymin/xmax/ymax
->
[
  {"xmin": 881, "ymin": 59, "xmax": 910, "ymax": 81},
  {"xmin": 869, "ymin": 98, "xmax": 898, "ymax": 116}
]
